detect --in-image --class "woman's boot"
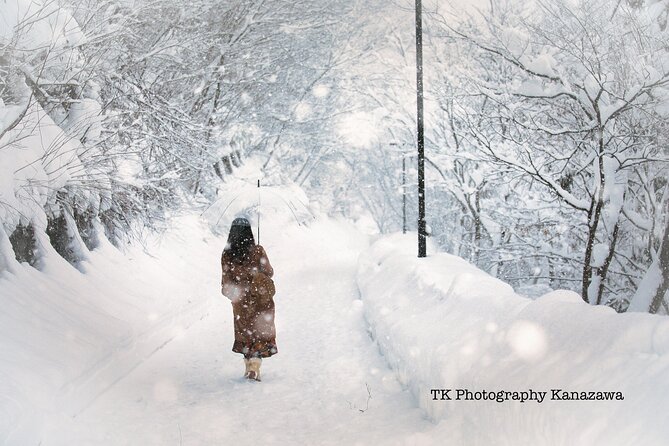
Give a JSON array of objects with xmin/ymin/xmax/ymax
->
[
  {"xmin": 243, "ymin": 358, "xmax": 251, "ymax": 378},
  {"xmin": 247, "ymin": 358, "xmax": 262, "ymax": 381}
]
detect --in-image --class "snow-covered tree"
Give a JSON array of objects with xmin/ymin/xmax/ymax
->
[{"xmin": 436, "ymin": 0, "xmax": 669, "ymax": 307}]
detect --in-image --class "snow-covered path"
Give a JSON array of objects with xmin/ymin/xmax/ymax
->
[{"xmin": 43, "ymin": 221, "xmax": 432, "ymax": 445}]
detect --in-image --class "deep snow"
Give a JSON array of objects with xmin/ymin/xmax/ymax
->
[
  {"xmin": 2, "ymin": 165, "xmax": 668, "ymax": 445},
  {"xmin": 2, "ymin": 213, "xmax": 433, "ymax": 446},
  {"xmin": 357, "ymin": 234, "xmax": 669, "ymax": 445},
  {"xmin": 0, "ymin": 215, "xmax": 221, "ymax": 444}
]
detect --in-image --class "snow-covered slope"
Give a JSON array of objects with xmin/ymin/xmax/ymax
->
[
  {"xmin": 357, "ymin": 233, "xmax": 669, "ymax": 445},
  {"xmin": 0, "ymin": 215, "xmax": 222, "ymax": 444}
]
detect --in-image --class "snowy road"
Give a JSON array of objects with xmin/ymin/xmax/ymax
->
[{"xmin": 43, "ymin": 221, "xmax": 433, "ymax": 445}]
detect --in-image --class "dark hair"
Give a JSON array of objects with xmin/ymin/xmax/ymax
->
[{"xmin": 224, "ymin": 218, "xmax": 255, "ymax": 264}]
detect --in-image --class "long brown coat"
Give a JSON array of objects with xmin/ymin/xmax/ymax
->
[{"xmin": 221, "ymin": 245, "xmax": 277, "ymax": 358}]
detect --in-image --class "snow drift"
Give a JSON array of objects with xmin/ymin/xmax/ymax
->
[
  {"xmin": 0, "ymin": 215, "xmax": 222, "ymax": 445},
  {"xmin": 357, "ymin": 234, "xmax": 669, "ymax": 445}
]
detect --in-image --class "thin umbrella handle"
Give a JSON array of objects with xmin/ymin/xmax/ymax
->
[{"xmin": 257, "ymin": 179, "xmax": 261, "ymax": 244}]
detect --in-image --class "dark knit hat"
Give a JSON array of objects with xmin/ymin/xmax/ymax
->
[{"xmin": 231, "ymin": 217, "xmax": 251, "ymax": 227}]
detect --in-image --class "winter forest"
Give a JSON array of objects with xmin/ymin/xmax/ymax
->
[{"xmin": 1, "ymin": 0, "xmax": 669, "ymax": 444}]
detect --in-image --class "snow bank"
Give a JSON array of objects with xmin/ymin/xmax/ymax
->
[
  {"xmin": 357, "ymin": 233, "xmax": 669, "ymax": 445},
  {"xmin": 0, "ymin": 215, "xmax": 223, "ymax": 445}
]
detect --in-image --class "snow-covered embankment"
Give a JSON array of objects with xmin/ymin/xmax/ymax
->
[
  {"xmin": 357, "ymin": 234, "xmax": 669, "ymax": 445},
  {"xmin": 0, "ymin": 216, "xmax": 222, "ymax": 445}
]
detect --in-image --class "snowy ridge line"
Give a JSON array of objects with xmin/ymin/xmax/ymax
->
[
  {"xmin": 357, "ymin": 233, "xmax": 669, "ymax": 445},
  {"xmin": 59, "ymin": 297, "xmax": 213, "ymax": 418}
]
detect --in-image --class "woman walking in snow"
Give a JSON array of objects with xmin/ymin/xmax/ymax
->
[{"xmin": 221, "ymin": 217, "xmax": 277, "ymax": 381}]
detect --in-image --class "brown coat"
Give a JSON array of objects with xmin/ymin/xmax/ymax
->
[{"xmin": 221, "ymin": 245, "xmax": 277, "ymax": 358}]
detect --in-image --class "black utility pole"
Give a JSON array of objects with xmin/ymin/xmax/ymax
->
[{"xmin": 415, "ymin": 0, "xmax": 427, "ymax": 257}]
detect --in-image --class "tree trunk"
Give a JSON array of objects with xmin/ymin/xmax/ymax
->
[
  {"xmin": 222, "ymin": 156, "xmax": 233, "ymax": 174},
  {"xmin": 213, "ymin": 162, "xmax": 224, "ymax": 180},
  {"xmin": 473, "ymin": 190, "xmax": 482, "ymax": 264},
  {"xmin": 595, "ymin": 221, "xmax": 620, "ymax": 305},
  {"xmin": 582, "ymin": 132, "xmax": 606, "ymax": 304},
  {"xmin": 582, "ymin": 198, "xmax": 603, "ymax": 303},
  {"xmin": 231, "ymin": 150, "xmax": 241, "ymax": 168},
  {"xmin": 649, "ymin": 218, "xmax": 669, "ymax": 314}
]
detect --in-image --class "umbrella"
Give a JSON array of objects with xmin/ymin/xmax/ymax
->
[{"xmin": 202, "ymin": 180, "xmax": 314, "ymax": 242}]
